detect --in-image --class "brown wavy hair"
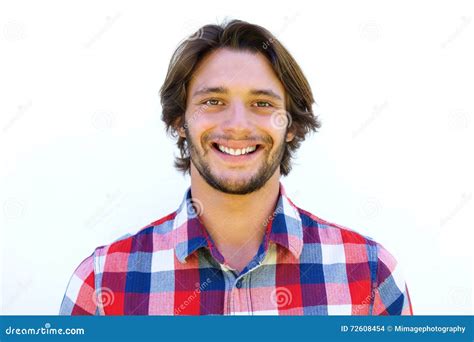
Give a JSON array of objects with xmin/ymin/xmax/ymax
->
[{"xmin": 160, "ymin": 19, "xmax": 321, "ymax": 176}]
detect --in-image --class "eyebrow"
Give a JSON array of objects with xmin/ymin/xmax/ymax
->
[
  {"xmin": 192, "ymin": 86, "xmax": 283, "ymax": 101},
  {"xmin": 249, "ymin": 89, "xmax": 283, "ymax": 101},
  {"xmin": 192, "ymin": 86, "xmax": 228, "ymax": 98}
]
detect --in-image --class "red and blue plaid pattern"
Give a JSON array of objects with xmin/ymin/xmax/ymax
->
[{"xmin": 60, "ymin": 184, "xmax": 412, "ymax": 315}]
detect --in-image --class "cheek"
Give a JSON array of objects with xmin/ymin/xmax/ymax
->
[
  {"xmin": 186, "ymin": 117, "xmax": 215, "ymax": 145},
  {"xmin": 258, "ymin": 121, "xmax": 286, "ymax": 146}
]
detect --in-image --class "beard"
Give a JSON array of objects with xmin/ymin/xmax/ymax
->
[{"xmin": 185, "ymin": 126, "xmax": 286, "ymax": 195}]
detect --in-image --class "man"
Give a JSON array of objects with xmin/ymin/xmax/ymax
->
[{"xmin": 60, "ymin": 20, "xmax": 412, "ymax": 315}]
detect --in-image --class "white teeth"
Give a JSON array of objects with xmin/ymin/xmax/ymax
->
[{"xmin": 217, "ymin": 144, "xmax": 257, "ymax": 156}]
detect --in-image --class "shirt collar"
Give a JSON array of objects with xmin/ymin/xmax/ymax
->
[{"xmin": 173, "ymin": 182, "xmax": 303, "ymax": 264}]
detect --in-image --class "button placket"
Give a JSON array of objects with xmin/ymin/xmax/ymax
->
[
  {"xmin": 231, "ymin": 277, "xmax": 242, "ymax": 314},
  {"xmin": 222, "ymin": 269, "xmax": 235, "ymax": 315}
]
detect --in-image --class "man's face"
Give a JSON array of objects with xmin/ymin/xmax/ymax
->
[{"xmin": 181, "ymin": 48, "xmax": 293, "ymax": 195}]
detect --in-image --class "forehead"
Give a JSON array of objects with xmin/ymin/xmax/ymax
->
[{"xmin": 188, "ymin": 48, "xmax": 285, "ymax": 95}]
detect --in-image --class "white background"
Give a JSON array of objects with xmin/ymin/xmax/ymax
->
[{"xmin": 1, "ymin": 0, "xmax": 473, "ymax": 315}]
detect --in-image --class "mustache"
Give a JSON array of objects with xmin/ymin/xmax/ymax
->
[{"xmin": 202, "ymin": 132, "xmax": 273, "ymax": 145}]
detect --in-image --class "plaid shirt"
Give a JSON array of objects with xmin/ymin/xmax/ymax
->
[{"xmin": 60, "ymin": 184, "xmax": 412, "ymax": 315}]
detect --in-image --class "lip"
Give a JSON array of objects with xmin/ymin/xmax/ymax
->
[
  {"xmin": 210, "ymin": 139, "xmax": 260, "ymax": 150},
  {"xmin": 209, "ymin": 142, "xmax": 263, "ymax": 163}
]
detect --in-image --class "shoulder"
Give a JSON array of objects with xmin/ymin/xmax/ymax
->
[
  {"xmin": 81, "ymin": 211, "xmax": 178, "ymax": 277},
  {"xmin": 296, "ymin": 207, "xmax": 400, "ymax": 266},
  {"xmin": 94, "ymin": 211, "xmax": 177, "ymax": 256},
  {"xmin": 297, "ymin": 207, "xmax": 378, "ymax": 246}
]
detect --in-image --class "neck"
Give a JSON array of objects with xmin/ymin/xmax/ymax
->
[{"xmin": 190, "ymin": 164, "xmax": 281, "ymax": 271}]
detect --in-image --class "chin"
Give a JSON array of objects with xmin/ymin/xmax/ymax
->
[
  {"xmin": 205, "ymin": 171, "xmax": 269, "ymax": 195},
  {"xmin": 213, "ymin": 174, "xmax": 255, "ymax": 187}
]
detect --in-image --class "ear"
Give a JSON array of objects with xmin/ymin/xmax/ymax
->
[
  {"xmin": 173, "ymin": 116, "xmax": 186, "ymax": 138},
  {"xmin": 285, "ymin": 130, "xmax": 295, "ymax": 143},
  {"xmin": 177, "ymin": 125, "xmax": 186, "ymax": 138}
]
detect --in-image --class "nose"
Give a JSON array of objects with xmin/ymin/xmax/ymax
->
[{"xmin": 221, "ymin": 101, "xmax": 253, "ymax": 134}]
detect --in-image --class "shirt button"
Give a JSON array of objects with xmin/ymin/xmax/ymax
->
[{"xmin": 235, "ymin": 279, "xmax": 243, "ymax": 289}]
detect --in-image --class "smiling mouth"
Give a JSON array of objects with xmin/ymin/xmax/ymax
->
[{"xmin": 211, "ymin": 143, "xmax": 261, "ymax": 156}]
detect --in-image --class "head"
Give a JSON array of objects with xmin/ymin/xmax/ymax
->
[{"xmin": 160, "ymin": 19, "xmax": 320, "ymax": 195}]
